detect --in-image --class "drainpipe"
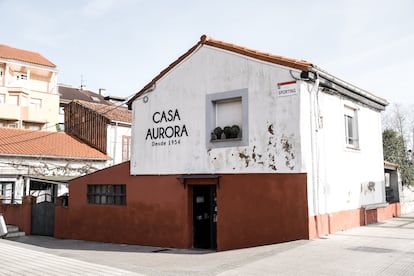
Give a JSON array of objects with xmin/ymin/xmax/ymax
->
[{"xmin": 309, "ymin": 76, "xmax": 321, "ymax": 235}]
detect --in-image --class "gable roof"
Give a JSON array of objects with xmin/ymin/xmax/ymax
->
[
  {"xmin": 0, "ymin": 128, "xmax": 109, "ymax": 160},
  {"xmin": 59, "ymin": 85, "xmax": 111, "ymax": 105},
  {"xmin": 0, "ymin": 44, "xmax": 56, "ymax": 68},
  {"xmin": 127, "ymin": 35, "xmax": 313, "ymax": 107},
  {"xmin": 127, "ymin": 34, "xmax": 388, "ymax": 111},
  {"xmin": 73, "ymin": 100, "xmax": 132, "ymax": 123}
]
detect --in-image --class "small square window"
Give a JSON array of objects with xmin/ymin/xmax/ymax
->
[
  {"xmin": 29, "ymin": 98, "xmax": 42, "ymax": 108},
  {"xmin": 15, "ymin": 72, "xmax": 27, "ymax": 81},
  {"xmin": 8, "ymin": 95, "xmax": 19, "ymax": 105},
  {"xmin": 206, "ymin": 89, "xmax": 248, "ymax": 149},
  {"xmin": 344, "ymin": 106, "xmax": 359, "ymax": 148},
  {"xmin": 87, "ymin": 184, "xmax": 126, "ymax": 205}
]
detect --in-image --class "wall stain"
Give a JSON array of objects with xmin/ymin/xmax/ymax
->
[
  {"xmin": 268, "ymin": 124, "xmax": 274, "ymax": 135},
  {"xmin": 239, "ymin": 152, "xmax": 250, "ymax": 167},
  {"xmin": 281, "ymin": 135, "xmax": 295, "ymax": 170},
  {"xmin": 367, "ymin": 181, "xmax": 376, "ymax": 192}
]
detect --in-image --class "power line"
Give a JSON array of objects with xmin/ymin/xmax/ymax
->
[{"xmin": 0, "ymin": 91, "xmax": 135, "ymax": 146}]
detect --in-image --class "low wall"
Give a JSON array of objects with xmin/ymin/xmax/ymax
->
[
  {"xmin": 0, "ymin": 203, "xmax": 32, "ymax": 234},
  {"xmin": 308, "ymin": 202, "xmax": 401, "ymax": 238}
]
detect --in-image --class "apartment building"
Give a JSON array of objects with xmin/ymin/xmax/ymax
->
[{"xmin": 0, "ymin": 44, "xmax": 59, "ymax": 131}]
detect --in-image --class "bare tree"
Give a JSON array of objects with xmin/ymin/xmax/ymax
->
[{"xmin": 382, "ymin": 103, "xmax": 413, "ymax": 150}]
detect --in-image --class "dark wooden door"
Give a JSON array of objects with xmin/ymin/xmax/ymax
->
[
  {"xmin": 193, "ymin": 185, "xmax": 217, "ymax": 249},
  {"xmin": 31, "ymin": 201, "xmax": 55, "ymax": 236}
]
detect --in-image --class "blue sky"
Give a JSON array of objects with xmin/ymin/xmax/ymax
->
[{"xmin": 1, "ymin": 0, "xmax": 413, "ymax": 104}]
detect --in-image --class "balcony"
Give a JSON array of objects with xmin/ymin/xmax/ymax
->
[{"xmin": 0, "ymin": 104, "xmax": 20, "ymax": 120}]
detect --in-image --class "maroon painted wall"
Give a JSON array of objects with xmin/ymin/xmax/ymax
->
[
  {"xmin": 0, "ymin": 201, "xmax": 32, "ymax": 234},
  {"xmin": 217, "ymin": 173, "xmax": 308, "ymax": 250},
  {"xmin": 55, "ymin": 162, "xmax": 192, "ymax": 248},
  {"xmin": 55, "ymin": 162, "xmax": 308, "ymax": 251}
]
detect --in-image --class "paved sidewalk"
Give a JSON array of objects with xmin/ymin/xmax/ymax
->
[{"xmin": 1, "ymin": 213, "xmax": 414, "ymax": 275}]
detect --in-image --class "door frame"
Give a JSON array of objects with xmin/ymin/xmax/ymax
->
[
  {"xmin": 191, "ymin": 184, "xmax": 217, "ymax": 249},
  {"xmin": 178, "ymin": 175, "xmax": 220, "ymax": 250}
]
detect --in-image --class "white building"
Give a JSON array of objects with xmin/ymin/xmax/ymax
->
[
  {"xmin": 0, "ymin": 128, "xmax": 109, "ymax": 203},
  {"xmin": 0, "ymin": 44, "xmax": 59, "ymax": 131},
  {"xmin": 128, "ymin": 35, "xmax": 394, "ymax": 239},
  {"xmin": 64, "ymin": 100, "xmax": 132, "ymax": 165}
]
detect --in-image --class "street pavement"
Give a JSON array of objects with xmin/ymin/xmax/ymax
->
[{"xmin": 0, "ymin": 213, "xmax": 413, "ymax": 275}]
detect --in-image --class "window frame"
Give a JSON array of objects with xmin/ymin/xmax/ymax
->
[
  {"xmin": 8, "ymin": 94, "xmax": 19, "ymax": 105},
  {"xmin": 122, "ymin": 135, "xmax": 132, "ymax": 162},
  {"xmin": 344, "ymin": 106, "xmax": 359, "ymax": 149},
  {"xmin": 87, "ymin": 184, "xmax": 126, "ymax": 205},
  {"xmin": 206, "ymin": 88, "xmax": 249, "ymax": 149},
  {"xmin": 29, "ymin": 98, "xmax": 42, "ymax": 108},
  {"xmin": 15, "ymin": 72, "xmax": 27, "ymax": 81},
  {"xmin": 0, "ymin": 181, "xmax": 15, "ymax": 204}
]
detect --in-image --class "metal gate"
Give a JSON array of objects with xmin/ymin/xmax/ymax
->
[{"xmin": 31, "ymin": 201, "xmax": 55, "ymax": 236}]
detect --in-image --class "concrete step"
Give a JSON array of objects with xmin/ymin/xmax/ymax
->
[
  {"xmin": 6, "ymin": 225, "xmax": 18, "ymax": 233},
  {"xmin": 5, "ymin": 231, "xmax": 26, "ymax": 238},
  {"xmin": 4, "ymin": 225, "xmax": 25, "ymax": 239}
]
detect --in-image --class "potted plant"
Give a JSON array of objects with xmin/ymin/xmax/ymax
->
[
  {"xmin": 230, "ymin": 125, "xmax": 240, "ymax": 138},
  {"xmin": 223, "ymin": 126, "xmax": 232, "ymax": 139},
  {"xmin": 213, "ymin": 126, "xmax": 223, "ymax": 140}
]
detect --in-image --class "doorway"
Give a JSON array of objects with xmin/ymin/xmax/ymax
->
[{"xmin": 192, "ymin": 185, "xmax": 217, "ymax": 249}]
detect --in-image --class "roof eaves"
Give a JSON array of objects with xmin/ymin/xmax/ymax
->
[
  {"xmin": 0, "ymin": 44, "xmax": 56, "ymax": 68},
  {"xmin": 201, "ymin": 35, "xmax": 313, "ymax": 71},
  {"xmin": 127, "ymin": 35, "xmax": 314, "ymax": 109},
  {"xmin": 311, "ymin": 66, "xmax": 389, "ymax": 109},
  {"xmin": 0, "ymin": 153, "xmax": 110, "ymax": 161}
]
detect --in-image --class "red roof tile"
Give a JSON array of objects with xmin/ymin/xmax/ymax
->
[
  {"xmin": 74, "ymin": 100, "xmax": 132, "ymax": 123},
  {"xmin": 201, "ymin": 35, "xmax": 313, "ymax": 71},
  {"xmin": 0, "ymin": 128, "xmax": 109, "ymax": 159},
  {"xmin": 128, "ymin": 34, "xmax": 314, "ymax": 106},
  {"xmin": 0, "ymin": 44, "xmax": 56, "ymax": 68}
]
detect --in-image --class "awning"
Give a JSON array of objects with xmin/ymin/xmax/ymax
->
[
  {"xmin": 26, "ymin": 175, "xmax": 76, "ymax": 185},
  {"xmin": 177, "ymin": 175, "xmax": 221, "ymax": 188}
]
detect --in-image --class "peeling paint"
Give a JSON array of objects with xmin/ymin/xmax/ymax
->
[
  {"xmin": 268, "ymin": 124, "xmax": 274, "ymax": 135},
  {"xmin": 269, "ymin": 164, "xmax": 277, "ymax": 171},
  {"xmin": 368, "ymin": 181, "xmax": 376, "ymax": 192},
  {"xmin": 239, "ymin": 152, "xmax": 250, "ymax": 167},
  {"xmin": 281, "ymin": 136, "xmax": 295, "ymax": 170}
]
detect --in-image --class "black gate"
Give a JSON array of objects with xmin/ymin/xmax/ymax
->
[{"xmin": 31, "ymin": 201, "xmax": 55, "ymax": 236}]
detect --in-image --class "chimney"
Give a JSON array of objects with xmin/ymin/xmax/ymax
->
[{"xmin": 99, "ymin": 88, "xmax": 107, "ymax": 96}]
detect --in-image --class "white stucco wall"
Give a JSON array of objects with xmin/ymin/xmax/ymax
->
[
  {"xmin": 0, "ymin": 155, "xmax": 108, "ymax": 203},
  {"xmin": 301, "ymin": 83, "xmax": 386, "ymax": 216},
  {"xmin": 131, "ymin": 45, "xmax": 303, "ymax": 175},
  {"xmin": 107, "ymin": 124, "xmax": 131, "ymax": 165}
]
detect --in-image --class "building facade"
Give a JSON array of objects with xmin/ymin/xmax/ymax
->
[
  {"xmin": 0, "ymin": 128, "xmax": 109, "ymax": 204},
  {"xmin": 65, "ymin": 100, "xmax": 132, "ymax": 165},
  {"xmin": 56, "ymin": 35, "xmax": 398, "ymax": 251},
  {"xmin": 58, "ymin": 85, "xmax": 112, "ymax": 131},
  {"xmin": 0, "ymin": 44, "xmax": 59, "ymax": 131}
]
